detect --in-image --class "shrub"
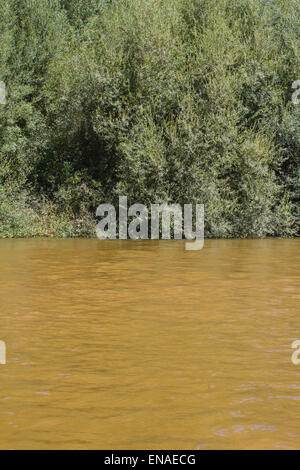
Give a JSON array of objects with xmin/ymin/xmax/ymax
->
[{"xmin": 0, "ymin": 0, "xmax": 299, "ymax": 237}]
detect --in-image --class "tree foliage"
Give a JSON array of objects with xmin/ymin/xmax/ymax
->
[{"xmin": 0, "ymin": 0, "xmax": 299, "ymax": 237}]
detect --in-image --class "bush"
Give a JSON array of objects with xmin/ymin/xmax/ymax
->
[{"xmin": 0, "ymin": 0, "xmax": 299, "ymax": 237}]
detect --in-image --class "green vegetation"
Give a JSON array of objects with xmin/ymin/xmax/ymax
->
[{"xmin": 0, "ymin": 0, "xmax": 299, "ymax": 238}]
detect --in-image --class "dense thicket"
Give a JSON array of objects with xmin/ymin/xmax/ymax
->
[{"xmin": 0, "ymin": 0, "xmax": 299, "ymax": 237}]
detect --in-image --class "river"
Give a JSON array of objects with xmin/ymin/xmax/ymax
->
[{"xmin": 0, "ymin": 239, "xmax": 300, "ymax": 449}]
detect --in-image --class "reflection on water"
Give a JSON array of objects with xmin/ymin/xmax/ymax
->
[{"xmin": 0, "ymin": 239, "xmax": 300, "ymax": 449}]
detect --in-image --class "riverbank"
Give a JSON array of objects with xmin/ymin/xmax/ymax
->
[{"xmin": 0, "ymin": 202, "xmax": 298, "ymax": 239}]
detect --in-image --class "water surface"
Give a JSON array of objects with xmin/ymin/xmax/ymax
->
[{"xmin": 0, "ymin": 239, "xmax": 300, "ymax": 449}]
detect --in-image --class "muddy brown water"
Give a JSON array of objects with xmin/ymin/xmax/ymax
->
[{"xmin": 0, "ymin": 239, "xmax": 300, "ymax": 449}]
